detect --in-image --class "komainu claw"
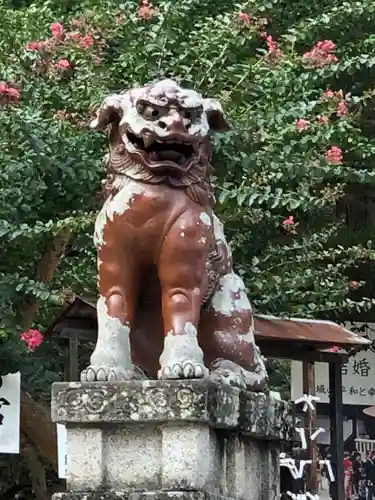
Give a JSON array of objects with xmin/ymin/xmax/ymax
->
[
  {"xmin": 158, "ymin": 360, "xmax": 208, "ymax": 380},
  {"xmin": 80, "ymin": 365, "xmax": 137, "ymax": 382}
]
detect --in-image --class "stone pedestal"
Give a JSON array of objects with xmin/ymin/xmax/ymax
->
[{"xmin": 51, "ymin": 380, "xmax": 293, "ymax": 500}]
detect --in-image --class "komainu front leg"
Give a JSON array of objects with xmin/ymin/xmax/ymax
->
[
  {"xmin": 157, "ymin": 213, "xmax": 211, "ymax": 380},
  {"xmin": 81, "ymin": 242, "xmax": 140, "ymax": 382},
  {"xmin": 81, "ymin": 295, "xmax": 134, "ymax": 382},
  {"xmin": 203, "ymin": 272, "xmax": 267, "ymax": 391},
  {"xmin": 158, "ymin": 313, "xmax": 208, "ymax": 380}
]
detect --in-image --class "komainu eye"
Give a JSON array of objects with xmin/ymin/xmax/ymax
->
[
  {"xmin": 182, "ymin": 106, "xmax": 203, "ymax": 121},
  {"xmin": 195, "ymin": 106, "xmax": 203, "ymax": 118},
  {"xmin": 136, "ymin": 102, "xmax": 145, "ymax": 114},
  {"xmin": 136, "ymin": 101, "xmax": 160, "ymax": 121}
]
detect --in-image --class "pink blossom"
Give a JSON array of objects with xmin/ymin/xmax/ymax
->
[
  {"xmin": 337, "ymin": 100, "xmax": 348, "ymax": 116},
  {"xmin": 26, "ymin": 41, "xmax": 45, "ymax": 51},
  {"xmin": 238, "ymin": 12, "xmax": 252, "ymax": 25},
  {"xmin": 266, "ymin": 35, "xmax": 277, "ymax": 52},
  {"xmin": 329, "ymin": 345, "xmax": 340, "ymax": 353},
  {"xmin": 350, "ymin": 280, "xmax": 359, "ymax": 290},
  {"xmin": 264, "ymin": 34, "xmax": 283, "ymax": 60},
  {"xmin": 69, "ymin": 31, "xmax": 81, "ymax": 41},
  {"xmin": 50, "ymin": 22, "xmax": 64, "ymax": 38},
  {"xmin": 56, "ymin": 58, "xmax": 71, "ymax": 70},
  {"xmin": 296, "ymin": 118, "xmax": 309, "ymax": 132},
  {"xmin": 79, "ymin": 35, "xmax": 94, "ymax": 49},
  {"xmin": 20, "ymin": 329, "xmax": 44, "ymax": 352},
  {"xmin": 282, "ymin": 216, "xmax": 294, "ymax": 226},
  {"xmin": 317, "ymin": 115, "xmax": 329, "ymax": 125},
  {"xmin": 325, "ymin": 146, "xmax": 343, "ymax": 165},
  {"xmin": 138, "ymin": 0, "xmax": 158, "ymax": 20},
  {"xmin": 322, "ymin": 89, "xmax": 335, "ymax": 99},
  {"xmin": 0, "ymin": 82, "xmax": 20, "ymax": 103},
  {"xmin": 303, "ymin": 40, "xmax": 338, "ymax": 67},
  {"xmin": 315, "ymin": 40, "xmax": 336, "ymax": 52},
  {"xmin": 5, "ymin": 87, "xmax": 21, "ymax": 101}
]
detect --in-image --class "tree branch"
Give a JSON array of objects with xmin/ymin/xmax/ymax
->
[
  {"xmin": 20, "ymin": 391, "xmax": 58, "ymax": 470},
  {"xmin": 19, "ymin": 228, "xmax": 72, "ymax": 330},
  {"xmin": 21, "ymin": 433, "xmax": 48, "ymax": 500}
]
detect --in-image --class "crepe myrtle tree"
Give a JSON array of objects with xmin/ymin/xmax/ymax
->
[{"xmin": 1, "ymin": 0, "xmax": 375, "ymax": 376}]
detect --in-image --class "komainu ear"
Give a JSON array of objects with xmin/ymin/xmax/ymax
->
[
  {"xmin": 90, "ymin": 94, "xmax": 126, "ymax": 130},
  {"xmin": 203, "ymin": 98, "xmax": 230, "ymax": 132}
]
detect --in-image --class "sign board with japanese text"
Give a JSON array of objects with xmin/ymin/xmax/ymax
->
[
  {"xmin": 0, "ymin": 372, "xmax": 21, "ymax": 453},
  {"xmin": 291, "ymin": 322, "xmax": 375, "ymax": 406}
]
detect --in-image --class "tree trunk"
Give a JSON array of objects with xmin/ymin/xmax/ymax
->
[
  {"xmin": 17, "ymin": 229, "xmax": 72, "ymax": 493},
  {"xmin": 20, "ymin": 391, "xmax": 58, "ymax": 470},
  {"xmin": 19, "ymin": 228, "xmax": 72, "ymax": 329},
  {"xmin": 21, "ymin": 433, "xmax": 48, "ymax": 500}
]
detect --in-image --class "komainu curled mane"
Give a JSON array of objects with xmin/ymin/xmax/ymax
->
[{"xmin": 81, "ymin": 79, "xmax": 267, "ymax": 390}]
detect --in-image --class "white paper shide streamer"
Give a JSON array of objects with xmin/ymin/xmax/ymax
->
[{"xmin": 279, "ymin": 393, "xmax": 336, "ymax": 499}]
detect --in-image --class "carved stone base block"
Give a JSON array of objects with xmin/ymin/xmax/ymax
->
[{"xmin": 51, "ymin": 380, "xmax": 293, "ymax": 500}]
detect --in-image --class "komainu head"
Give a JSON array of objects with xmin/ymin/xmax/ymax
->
[{"xmin": 91, "ymin": 79, "xmax": 229, "ymax": 176}]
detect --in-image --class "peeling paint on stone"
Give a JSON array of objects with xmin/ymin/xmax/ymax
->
[
  {"xmin": 94, "ymin": 179, "xmax": 145, "ymax": 248},
  {"xmin": 158, "ymin": 330, "xmax": 207, "ymax": 380},
  {"xmin": 80, "ymin": 296, "xmax": 133, "ymax": 381},
  {"xmin": 211, "ymin": 273, "xmax": 250, "ymax": 316},
  {"xmin": 183, "ymin": 322, "xmax": 197, "ymax": 336},
  {"xmin": 198, "ymin": 212, "xmax": 211, "ymax": 227},
  {"xmin": 212, "ymin": 213, "xmax": 232, "ymax": 260}
]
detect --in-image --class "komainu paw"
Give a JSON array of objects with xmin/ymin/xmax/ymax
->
[
  {"xmin": 81, "ymin": 365, "xmax": 136, "ymax": 382},
  {"xmin": 158, "ymin": 360, "xmax": 209, "ymax": 380},
  {"xmin": 210, "ymin": 358, "xmax": 267, "ymax": 391}
]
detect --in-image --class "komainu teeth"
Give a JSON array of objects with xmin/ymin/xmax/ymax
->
[{"xmin": 143, "ymin": 136, "xmax": 155, "ymax": 148}]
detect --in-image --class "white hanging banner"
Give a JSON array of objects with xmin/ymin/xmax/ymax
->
[
  {"xmin": 0, "ymin": 372, "xmax": 21, "ymax": 454},
  {"xmin": 57, "ymin": 423, "xmax": 67, "ymax": 478}
]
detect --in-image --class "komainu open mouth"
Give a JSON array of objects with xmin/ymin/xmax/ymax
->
[{"xmin": 127, "ymin": 132, "xmax": 195, "ymax": 166}]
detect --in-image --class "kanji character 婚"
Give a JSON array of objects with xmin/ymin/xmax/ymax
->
[{"xmin": 352, "ymin": 358, "xmax": 370, "ymax": 377}]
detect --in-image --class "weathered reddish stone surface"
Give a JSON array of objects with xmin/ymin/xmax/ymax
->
[{"xmin": 81, "ymin": 79, "xmax": 266, "ymax": 391}]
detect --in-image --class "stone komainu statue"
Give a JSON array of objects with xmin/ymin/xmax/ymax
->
[{"xmin": 81, "ymin": 79, "xmax": 267, "ymax": 390}]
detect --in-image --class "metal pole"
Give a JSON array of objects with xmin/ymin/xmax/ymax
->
[
  {"xmin": 303, "ymin": 361, "xmax": 317, "ymax": 494},
  {"xmin": 329, "ymin": 360, "xmax": 344, "ymax": 500}
]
